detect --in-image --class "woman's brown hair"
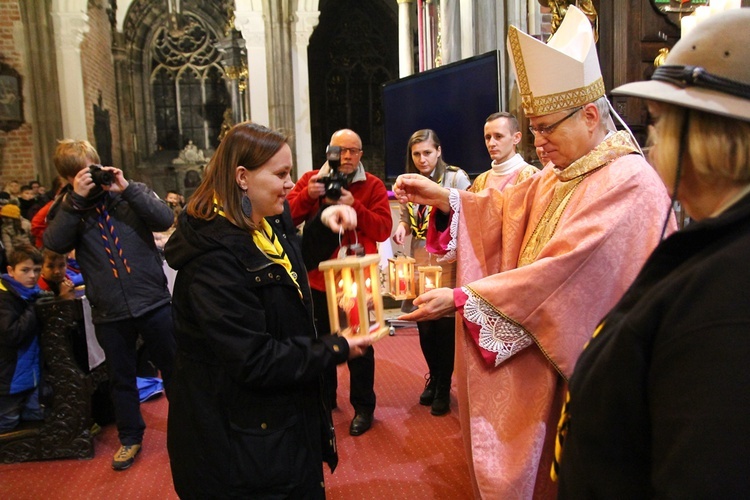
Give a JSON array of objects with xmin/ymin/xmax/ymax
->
[
  {"xmin": 186, "ymin": 122, "xmax": 288, "ymax": 232},
  {"xmin": 405, "ymin": 129, "xmax": 447, "ymax": 179}
]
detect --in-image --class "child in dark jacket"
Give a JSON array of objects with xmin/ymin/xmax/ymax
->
[
  {"xmin": 38, "ymin": 248, "xmax": 76, "ymax": 300},
  {"xmin": 0, "ymin": 246, "xmax": 47, "ymax": 432}
]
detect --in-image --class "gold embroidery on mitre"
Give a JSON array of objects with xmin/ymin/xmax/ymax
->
[
  {"xmin": 529, "ymin": 78, "xmax": 605, "ymax": 117},
  {"xmin": 509, "ymin": 27, "xmax": 537, "ymax": 114},
  {"xmin": 508, "ymin": 27, "xmax": 530, "ymax": 97},
  {"xmin": 508, "ymin": 24, "xmax": 605, "ymax": 117}
]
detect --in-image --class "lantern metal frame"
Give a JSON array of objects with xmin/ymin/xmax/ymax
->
[
  {"xmin": 386, "ymin": 254, "xmax": 416, "ymax": 300},
  {"xmin": 318, "ymin": 254, "xmax": 389, "ymax": 340},
  {"xmin": 417, "ymin": 265, "xmax": 442, "ymax": 295}
]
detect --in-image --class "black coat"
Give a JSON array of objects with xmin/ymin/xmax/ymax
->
[
  {"xmin": 43, "ymin": 183, "xmax": 173, "ymax": 324},
  {"xmin": 165, "ymin": 205, "xmax": 349, "ymax": 499},
  {"xmin": 0, "ymin": 278, "xmax": 41, "ymax": 395},
  {"xmin": 558, "ymin": 193, "xmax": 750, "ymax": 498}
]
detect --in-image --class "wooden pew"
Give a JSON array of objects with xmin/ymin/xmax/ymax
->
[{"xmin": 0, "ymin": 297, "xmax": 106, "ymax": 463}]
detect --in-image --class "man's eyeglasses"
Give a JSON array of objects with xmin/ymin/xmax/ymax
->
[
  {"xmin": 528, "ymin": 107, "xmax": 583, "ymax": 137},
  {"xmin": 339, "ymin": 147, "xmax": 362, "ymax": 155}
]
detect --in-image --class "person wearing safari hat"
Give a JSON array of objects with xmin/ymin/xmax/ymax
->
[
  {"xmin": 554, "ymin": 8, "xmax": 750, "ymax": 499},
  {"xmin": 393, "ymin": 6, "xmax": 674, "ymax": 498}
]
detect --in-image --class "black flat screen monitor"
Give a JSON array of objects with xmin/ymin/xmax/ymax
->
[{"xmin": 382, "ymin": 50, "xmax": 501, "ymax": 180}]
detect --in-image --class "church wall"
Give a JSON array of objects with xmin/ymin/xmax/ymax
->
[
  {"xmin": 0, "ymin": 0, "xmax": 36, "ymax": 188},
  {"xmin": 80, "ymin": 0, "xmax": 121, "ymax": 169}
]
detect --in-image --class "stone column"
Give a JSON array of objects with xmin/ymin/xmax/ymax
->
[
  {"xmin": 459, "ymin": 0, "xmax": 474, "ymax": 59},
  {"xmin": 111, "ymin": 32, "xmax": 136, "ymax": 172},
  {"xmin": 19, "ymin": 0, "xmax": 64, "ymax": 185},
  {"xmin": 423, "ymin": 0, "xmax": 434, "ymax": 70},
  {"xmin": 217, "ymin": 34, "xmax": 248, "ymax": 125},
  {"xmin": 49, "ymin": 0, "xmax": 89, "ymax": 140},
  {"xmin": 234, "ymin": 0, "xmax": 270, "ymax": 126},
  {"xmin": 265, "ymin": 1, "xmax": 295, "ymax": 134},
  {"xmin": 397, "ymin": 0, "xmax": 414, "ymax": 77},
  {"xmin": 291, "ymin": 2, "xmax": 320, "ymax": 176},
  {"xmin": 439, "ymin": 0, "xmax": 461, "ymax": 65}
]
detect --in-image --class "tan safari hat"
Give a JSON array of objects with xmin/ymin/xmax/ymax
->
[{"xmin": 613, "ymin": 9, "xmax": 750, "ymax": 123}]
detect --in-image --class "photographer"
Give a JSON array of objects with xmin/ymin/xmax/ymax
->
[
  {"xmin": 43, "ymin": 140, "xmax": 176, "ymax": 471},
  {"xmin": 287, "ymin": 129, "xmax": 391, "ymax": 437}
]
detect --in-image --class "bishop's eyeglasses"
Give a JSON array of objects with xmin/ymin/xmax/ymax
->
[{"xmin": 528, "ymin": 107, "xmax": 583, "ymax": 137}]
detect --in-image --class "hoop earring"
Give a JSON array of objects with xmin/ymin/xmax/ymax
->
[{"xmin": 241, "ymin": 192, "xmax": 253, "ymax": 218}]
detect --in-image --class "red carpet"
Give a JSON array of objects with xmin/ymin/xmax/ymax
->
[{"xmin": 1, "ymin": 327, "xmax": 471, "ymax": 499}]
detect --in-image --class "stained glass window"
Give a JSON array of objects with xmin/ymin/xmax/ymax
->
[{"xmin": 150, "ymin": 14, "xmax": 229, "ymax": 151}]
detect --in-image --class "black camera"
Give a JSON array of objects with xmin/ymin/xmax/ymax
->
[
  {"xmin": 89, "ymin": 164, "xmax": 114, "ymax": 187},
  {"xmin": 316, "ymin": 145, "xmax": 348, "ymax": 200}
]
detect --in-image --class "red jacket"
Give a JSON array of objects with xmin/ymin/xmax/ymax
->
[
  {"xmin": 287, "ymin": 167, "xmax": 391, "ymax": 291},
  {"xmin": 31, "ymin": 200, "xmax": 53, "ymax": 248}
]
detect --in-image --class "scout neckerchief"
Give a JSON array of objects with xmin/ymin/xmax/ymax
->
[
  {"xmin": 96, "ymin": 199, "xmax": 131, "ymax": 278},
  {"xmin": 213, "ymin": 196, "xmax": 301, "ymax": 294},
  {"xmin": 252, "ymin": 218, "xmax": 301, "ymax": 294},
  {"xmin": 550, "ymin": 319, "xmax": 606, "ymax": 481},
  {"xmin": 407, "ymin": 170, "xmax": 444, "ymax": 240}
]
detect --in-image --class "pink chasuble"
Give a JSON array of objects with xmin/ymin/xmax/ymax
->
[
  {"xmin": 440, "ymin": 132, "xmax": 675, "ymax": 498},
  {"xmin": 426, "ymin": 164, "xmax": 537, "ymax": 259}
]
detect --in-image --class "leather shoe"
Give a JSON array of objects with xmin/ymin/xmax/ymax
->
[
  {"xmin": 430, "ymin": 393, "xmax": 450, "ymax": 416},
  {"xmin": 430, "ymin": 381, "xmax": 451, "ymax": 416},
  {"xmin": 419, "ymin": 375, "xmax": 436, "ymax": 406},
  {"xmin": 349, "ymin": 412, "xmax": 373, "ymax": 436}
]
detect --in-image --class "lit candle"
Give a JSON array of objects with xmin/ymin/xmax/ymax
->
[
  {"xmin": 397, "ymin": 270, "xmax": 406, "ymax": 295},
  {"xmin": 681, "ymin": 15, "xmax": 697, "ymax": 39},
  {"xmin": 424, "ymin": 277, "xmax": 435, "ymax": 292},
  {"xmin": 348, "ymin": 304, "xmax": 359, "ymax": 330}
]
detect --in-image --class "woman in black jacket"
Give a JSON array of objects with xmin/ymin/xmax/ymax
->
[
  {"xmin": 555, "ymin": 10, "xmax": 750, "ymax": 498},
  {"xmin": 165, "ymin": 122, "xmax": 373, "ymax": 498}
]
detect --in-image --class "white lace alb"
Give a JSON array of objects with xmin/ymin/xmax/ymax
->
[{"xmin": 462, "ymin": 287, "xmax": 533, "ymax": 367}]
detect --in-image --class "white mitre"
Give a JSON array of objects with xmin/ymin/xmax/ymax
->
[{"xmin": 507, "ymin": 5, "xmax": 604, "ymax": 117}]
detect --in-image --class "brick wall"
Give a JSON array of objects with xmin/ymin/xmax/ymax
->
[
  {"xmin": 0, "ymin": 0, "xmax": 37, "ymax": 190},
  {"xmin": 80, "ymin": 0, "xmax": 120, "ymax": 169}
]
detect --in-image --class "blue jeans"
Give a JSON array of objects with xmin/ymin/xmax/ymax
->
[
  {"xmin": 95, "ymin": 304, "xmax": 176, "ymax": 445},
  {"xmin": 0, "ymin": 386, "xmax": 43, "ymax": 433}
]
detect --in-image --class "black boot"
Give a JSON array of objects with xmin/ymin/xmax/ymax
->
[
  {"xmin": 430, "ymin": 379, "xmax": 451, "ymax": 416},
  {"xmin": 419, "ymin": 374, "xmax": 436, "ymax": 406}
]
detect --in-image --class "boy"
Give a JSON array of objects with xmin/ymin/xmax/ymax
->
[
  {"xmin": 38, "ymin": 249, "xmax": 76, "ymax": 300},
  {"xmin": 0, "ymin": 246, "xmax": 46, "ymax": 432},
  {"xmin": 43, "ymin": 140, "xmax": 176, "ymax": 470}
]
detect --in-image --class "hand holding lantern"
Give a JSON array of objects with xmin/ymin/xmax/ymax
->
[{"xmin": 318, "ymin": 252, "xmax": 389, "ymax": 340}]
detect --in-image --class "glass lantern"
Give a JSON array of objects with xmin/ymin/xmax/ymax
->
[
  {"xmin": 318, "ymin": 254, "xmax": 389, "ymax": 339},
  {"xmin": 417, "ymin": 265, "xmax": 442, "ymax": 295},
  {"xmin": 386, "ymin": 254, "xmax": 416, "ymax": 300}
]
